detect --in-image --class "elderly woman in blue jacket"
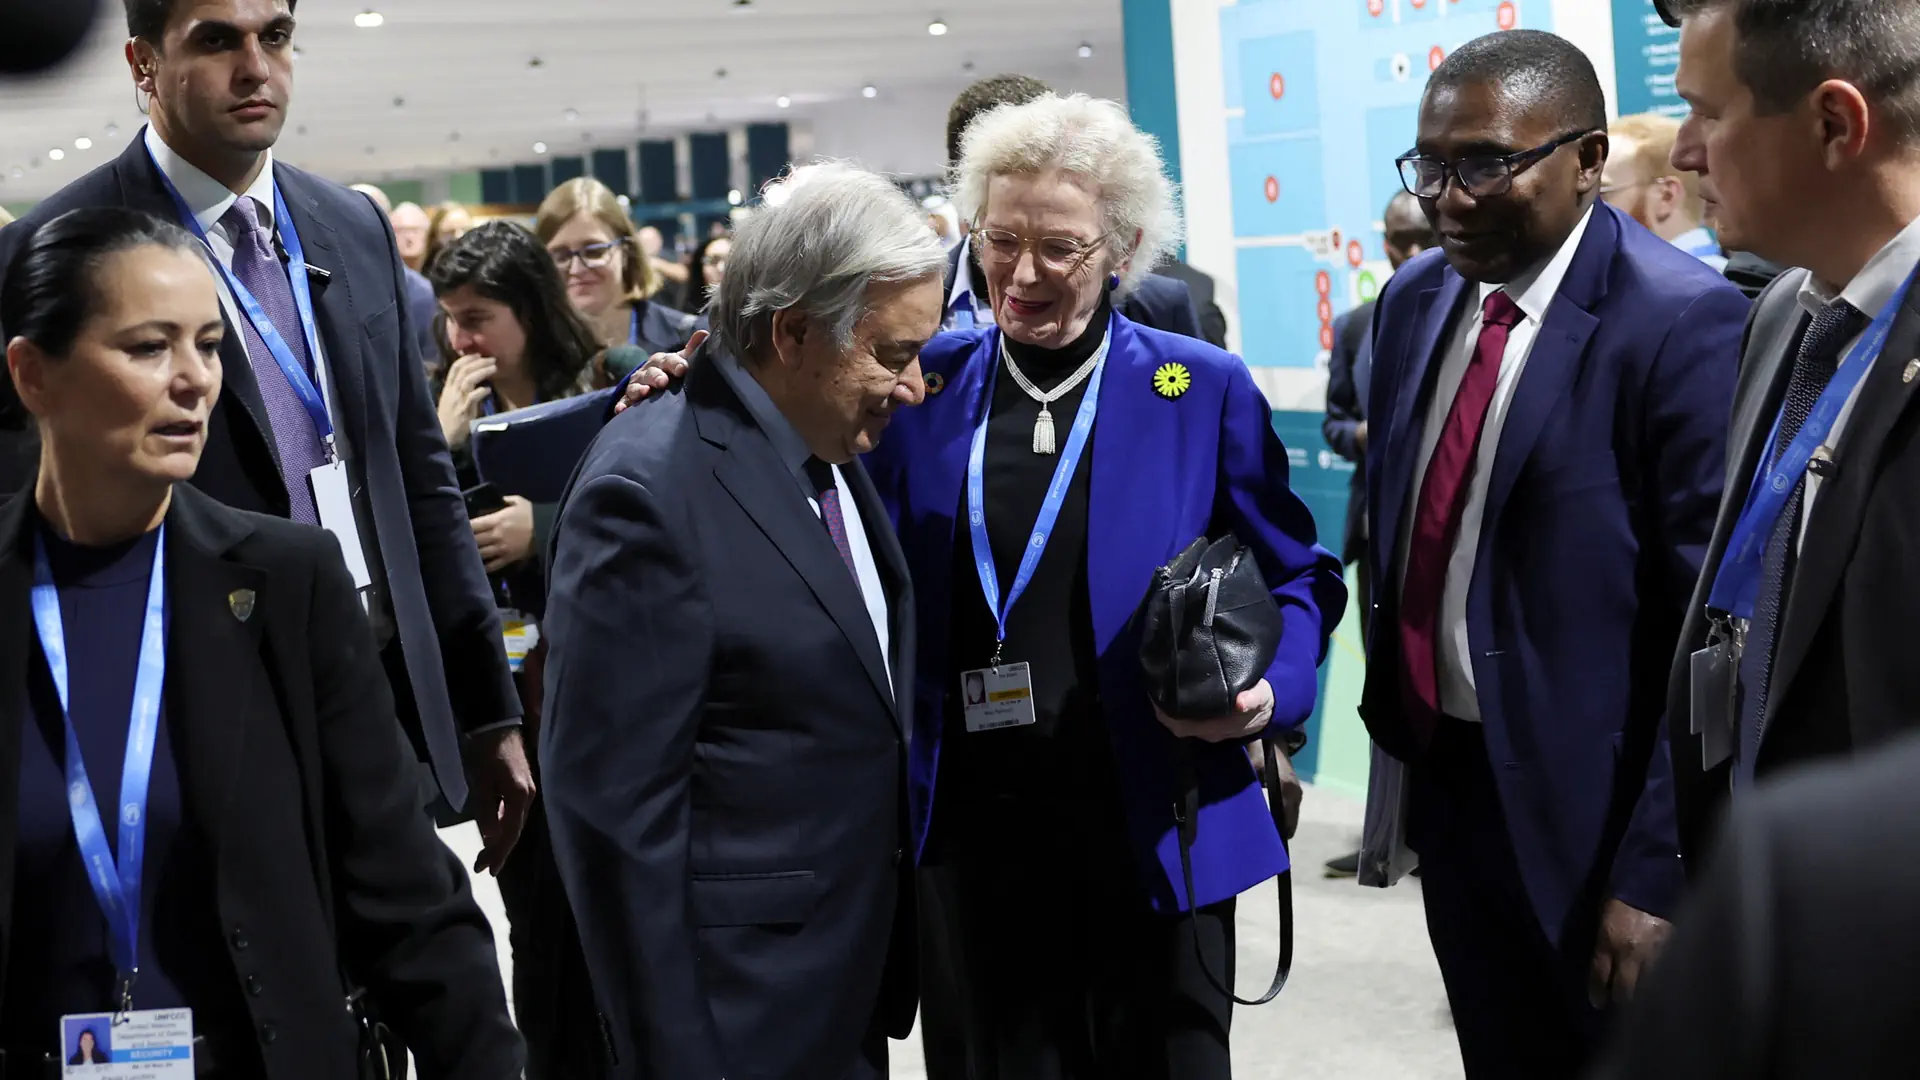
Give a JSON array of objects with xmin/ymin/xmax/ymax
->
[{"xmin": 863, "ymin": 94, "xmax": 1344, "ymax": 1077}]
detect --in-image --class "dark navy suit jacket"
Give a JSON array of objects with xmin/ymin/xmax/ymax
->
[
  {"xmin": 1361, "ymin": 203, "xmax": 1748, "ymax": 936},
  {"xmin": 865, "ymin": 313, "xmax": 1345, "ymax": 912},
  {"xmin": 0, "ymin": 136, "xmax": 518, "ymax": 810},
  {"xmin": 541, "ymin": 353, "xmax": 915, "ymax": 1079}
]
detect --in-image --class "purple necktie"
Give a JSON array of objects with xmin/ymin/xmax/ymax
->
[
  {"xmin": 221, "ymin": 196, "xmax": 324, "ymax": 525},
  {"xmin": 805, "ymin": 457, "xmax": 863, "ymax": 596}
]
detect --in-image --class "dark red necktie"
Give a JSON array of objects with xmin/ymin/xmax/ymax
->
[
  {"xmin": 804, "ymin": 457, "xmax": 863, "ymax": 596},
  {"xmin": 1398, "ymin": 291, "xmax": 1524, "ymax": 746}
]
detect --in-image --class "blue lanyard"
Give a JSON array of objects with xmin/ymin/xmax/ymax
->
[
  {"xmin": 966, "ymin": 327, "xmax": 1108, "ymax": 659},
  {"xmin": 31, "ymin": 525, "xmax": 168, "ymax": 1011},
  {"xmin": 628, "ymin": 306, "xmax": 641, "ymax": 347},
  {"xmin": 148, "ymin": 143, "xmax": 335, "ymax": 459},
  {"xmin": 1708, "ymin": 261, "xmax": 1920, "ymax": 619}
]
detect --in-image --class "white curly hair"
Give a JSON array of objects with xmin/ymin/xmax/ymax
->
[{"xmin": 949, "ymin": 93, "xmax": 1183, "ymax": 297}]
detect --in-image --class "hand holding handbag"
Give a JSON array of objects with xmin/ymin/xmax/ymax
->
[{"xmin": 1135, "ymin": 534, "xmax": 1295, "ymax": 1007}]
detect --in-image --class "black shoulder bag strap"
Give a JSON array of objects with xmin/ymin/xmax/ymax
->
[{"xmin": 1173, "ymin": 736, "xmax": 1294, "ymax": 1006}]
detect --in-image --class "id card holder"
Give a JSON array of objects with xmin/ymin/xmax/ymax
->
[
  {"xmin": 58, "ymin": 1008, "xmax": 194, "ymax": 1077},
  {"xmin": 501, "ymin": 610, "xmax": 541, "ymax": 674},
  {"xmin": 1690, "ymin": 622, "xmax": 1736, "ymax": 771},
  {"xmin": 962, "ymin": 663, "xmax": 1037, "ymax": 733},
  {"xmin": 309, "ymin": 461, "xmax": 373, "ymax": 591}
]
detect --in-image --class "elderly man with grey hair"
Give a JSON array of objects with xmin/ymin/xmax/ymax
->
[{"xmin": 538, "ymin": 160, "xmax": 943, "ymax": 1080}]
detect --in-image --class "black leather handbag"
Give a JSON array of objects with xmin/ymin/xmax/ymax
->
[{"xmin": 1135, "ymin": 533, "xmax": 1295, "ymax": 1007}]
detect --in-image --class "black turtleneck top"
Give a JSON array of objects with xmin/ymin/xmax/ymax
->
[{"xmin": 934, "ymin": 296, "xmax": 1124, "ymax": 858}]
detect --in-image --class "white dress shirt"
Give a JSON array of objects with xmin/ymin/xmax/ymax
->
[
  {"xmin": 1397, "ymin": 206, "xmax": 1594, "ymax": 722},
  {"xmin": 1791, "ymin": 212, "xmax": 1920, "ymax": 538},
  {"xmin": 713, "ymin": 350, "xmax": 894, "ymax": 695},
  {"xmin": 942, "ymin": 236, "xmax": 997, "ymax": 332}
]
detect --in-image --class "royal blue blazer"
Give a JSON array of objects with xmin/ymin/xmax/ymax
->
[{"xmin": 864, "ymin": 312, "xmax": 1346, "ymax": 912}]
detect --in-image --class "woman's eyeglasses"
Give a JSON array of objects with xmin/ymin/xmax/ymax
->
[
  {"xmin": 550, "ymin": 241, "xmax": 621, "ymax": 271},
  {"xmin": 972, "ymin": 227, "xmax": 1119, "ymax": 273},
  {"xmin": 1396, "ymin": 130, "xmax": 1594, "ymax": 200}
]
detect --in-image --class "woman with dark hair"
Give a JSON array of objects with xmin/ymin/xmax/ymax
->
[
  {"xmin": 0, "ymin": 206, "xmax": 520, "ymax": 1076},
  {"xmin": 426, "ymin": 218, "xmax": 615, "ymax": 1080},
  {"xmin": 68, "ymin": 1027, "xmax": 108, "ymax": 1065},
  {"xmin": 679, "ymin": 232, "xmax": 731, "ymax": 315}
]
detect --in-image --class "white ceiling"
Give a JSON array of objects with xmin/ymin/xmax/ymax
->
[{"xmin": 0, "ymin": 0, "xmax": 1126, "ymax": 202}]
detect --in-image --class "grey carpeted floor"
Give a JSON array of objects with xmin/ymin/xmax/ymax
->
[{"xmin": 446, "ymin": 782, "xmax": 1466, "ymax": 1079}]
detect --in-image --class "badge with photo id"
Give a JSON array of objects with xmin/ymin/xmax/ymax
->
[
  {"xmin": 58, "ymin": 1008, "xmax": 194, "ymax": 1077},
  {"xmin": 962, "ymin": 663, "xmax": 1037, "ymax": 733}
]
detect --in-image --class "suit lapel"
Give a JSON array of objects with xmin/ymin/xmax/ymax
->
[
  {"xmin": 1771, "ymin": 282, "xmax": 1920, "ymax": 704},
  {"xmin": 1479, "ymin": 209, "xmax": 1616, "ymax": 536},
  {"xmin": 161, "ymin": 489, "xmax": 269, "ymax": 878},
  {"xmin": 277, "ymin": 167, "xmax": 372, "ymax": 451},
  {"xmin": 0, "ymin": 492, "xmax": 38, "ymax": 1008},
  {"xmin": 1375, "ymin": 274, "xmax": 1469, "ymax": 581},
  {"xmin": 841, "ymin": 459, "xmax": 913, "ymax": 734},
  {"xmin": 696, "ymin": 363, "xmax": 898, "ymax": 717}
]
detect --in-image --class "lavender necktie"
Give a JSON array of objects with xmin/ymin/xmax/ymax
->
[{"xmin": 221, "ymin": 196, "xmax": 324, "ymax": 525}]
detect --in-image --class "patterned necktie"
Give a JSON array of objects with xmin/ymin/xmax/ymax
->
[
  {"xmin": 804, "ymin": 457, "xmax": 863, "ymax": 595},
  {"xmin": 1398, "ymin": 290, "xmax": 1525, "ymax": 747},
  {"xmin": 220, "ymin": 196, "xmax": 324, "ymax": 525},
  {"xmin": 1735, "ymin": 299, "xmax": 1866, "ymax": 783}
]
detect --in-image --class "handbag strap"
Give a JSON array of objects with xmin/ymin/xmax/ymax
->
[{"xmin": 1173, "ymin": 736, "xmax": 1293, "ymax": 1007}]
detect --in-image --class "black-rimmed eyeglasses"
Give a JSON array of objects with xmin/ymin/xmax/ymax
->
[{"xmin": 1396, "ymin": 130, "xmax": 1594, "ymax": 200}]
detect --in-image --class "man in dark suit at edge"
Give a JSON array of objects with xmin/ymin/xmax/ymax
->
[
  {"xmin": 940, "ymin": 74, "xmax": 1206, "ymax": 341},
  {"xmin": 540, "ymin": 162, "xmax": 938, "ymax": 1079},
  {"xmin": 0, "ymin": 0, "xmax": 533, "ymax": 866},
  {"xmin": 1360, "ymin": 30, "xmax": 1748, "ymax": 1078},
  {"xmin": 1657, "ymin": 0, "xmax": 1920, "ymax": 853},
  {"xmin": 1321, "ymin": 188, "xmax": 1433, "ymax": 879}
]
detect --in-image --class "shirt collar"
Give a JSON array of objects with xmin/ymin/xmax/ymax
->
[
  {"xmin": 711, "ymin": 346, "xmax": 813, "ymax": 484},
  {"xmin": 1796, "ymin": 212, "xmax": 1920, "ymax": 321},
  {"xmin": 144, "ymin": 124, "xmax": 277, "ymax": 235},
  {"xmin": 1477, "ymin": 204, "xmax": 1595, "ymax": 324}
]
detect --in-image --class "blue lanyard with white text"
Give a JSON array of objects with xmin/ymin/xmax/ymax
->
[
  {"xmin": 966, "ymin": 327, "xmax": 1108, "ymax": 664},
  {"xmin": 148, "ymin": 145, "xmax": 336, "ymax": 460},
  {"xmin": 628, "ymin": 306, "xmax": 641, "ymax": 346},
  {"xmin": 31, "ymin": 526, "xmax": 168, "ymax": 1013},
  {"xmin": 1707, "ymin": 261, "xmax": 1920, "ymax": 620}
]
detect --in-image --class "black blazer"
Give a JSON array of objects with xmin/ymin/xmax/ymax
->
[
  {"xmin": 1323, "ymin": 299, "xmax": 1372, "ymax": 565},
  {"xmin": 1596, "ymin": 731, "xmax": 1920, "ymax": 1080},
  {"xmin": 540, "ymin": 350, "xmax": 915, "ymax": 1080},
  {"xmin": 942, "ymin": 241, "xmax": 1205, "ymax": 341},
  {"xmin": 0, "ymin": 486, "xmax": 520, "ymax": 1078},
  {"xmin": 1154, "ymin": 258, "xmax": 1229, "ymax": 348},
  {"xmin": 1667, "ymin": 266, "xmax": 1920, "ymax": 858},
  {"xmin": 629, "ymin": 298, "xmax": 699, "ymax": 355},
  {"xmin": 0, "ymin": 135, "xmax": 519, "ymax": 811}
]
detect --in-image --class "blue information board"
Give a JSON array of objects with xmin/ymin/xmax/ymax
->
[
  {"xmin": 1612, "ymin": 0, "xmax": 1686, "ymax": 118},
  {"xmin": 1220, "ymin": 0, "xmax": 1552, "ymax": 371}
]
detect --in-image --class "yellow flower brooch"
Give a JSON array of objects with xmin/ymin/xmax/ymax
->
[{"xmin": 1152, "ymin": 362, "xmax": 1192, "ymax": 400}]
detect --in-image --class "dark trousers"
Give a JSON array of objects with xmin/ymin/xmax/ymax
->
[
  {"xmin": 495, "ymin": 722, "xmax": 608, "ymax": 1079},
  {"xmin": 1410, "ymin": 720, "xmax": 1605, "ymax": 1080},
  {"xmin": 917, "ymin": 805, "xmax": 1234, "ymax": 1080}
]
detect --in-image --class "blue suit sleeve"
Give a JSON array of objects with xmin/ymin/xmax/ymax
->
[
  {"xmin": 1610, "ymin": 285, "xmax": 1747, "ymax": 921},
  {"xmin": 1215, "ymin": 358, "xmax": 1349, "ymax": 729},
  {"xmin": 1323, "ymin": 311, "xmax": 1366, "ymax": 463},
  {"xmin": 540, "ymin": 470, "xmax": 726, "ymax": 1079}
]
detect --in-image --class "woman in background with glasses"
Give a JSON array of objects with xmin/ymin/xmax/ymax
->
[{"xmin": 536, "ymin": 178, "xmax": 698, "ymax": 359}]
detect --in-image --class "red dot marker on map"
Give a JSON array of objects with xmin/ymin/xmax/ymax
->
[
  {"xmin": 1368, "ymin": 0, "xmax": 1384, "ymax": 15},
  {"xmin": 1314, "ymin": 271, "xmax": 1331, "ymax": 297},
  {"xmin": 1411, "ymin": 0, "xmax": 1427, "ymax": 9},
  {"xmin": 1497, "ymin": 1, "xmax": 1517, "ymax": 29},
  {"xmin": 1320, "ymin": 325, "xmax": 1336, "ymax": 350},
  {"xmin": 1331, "ymin": 228, "xmax": 1343, "ymax": 250},
  {"xmin": 1347, "ymin": 240, "xmax": 1366, "ymax": 268},
  {"xmin": 1318, "ymin": 299, "xmax": 1334, "ymax": 323},
  {"xmin": 1264, "ymin": 176, "xmax": 1280, "ymax": 203},
  {"xmin": 1429, "ymin": 45, "xmax": 1446, "ymax": 71},
  {"xmin": 1269, "ymin": 73, "xmax": 1285, "ymax": 100}
]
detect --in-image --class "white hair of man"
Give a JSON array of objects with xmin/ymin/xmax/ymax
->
[
  {"xmin": 950, "ymin": 93, "xmax": 1183, "ymax": 296},
  {"xmin": 712, "ymin": 161, "xmax": 948, "ymax": 364}
]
